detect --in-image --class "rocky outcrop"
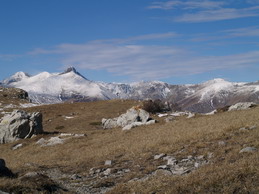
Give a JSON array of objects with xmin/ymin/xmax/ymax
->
[
  {"xmin": 102, "ymin": 107, "xmax": 156, "ymax": 130},
  {"xmin": 0, "ymin": 110, "xmax": 43, "ymax": 144},
  {"xmin": 228, "ymin": 102, "xmax": 257, "ymax": 111}
]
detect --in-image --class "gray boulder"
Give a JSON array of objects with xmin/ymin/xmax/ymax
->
[
  {"xmin": 102, "ymin": 107, "xmax": 155, "ymax": 130},
  {"xmin": 228, "ymin": 102, "xmax": 256, "ymax": 111},
  {"xmin": 102, "ymin": 118, "xmax": 118, "ymax": 129},
  {"xmin": 117, "ymin": 108, "xmax": 150, "ymax": 127},
  {"xmin": 0, "ymin": 110, "xmax": 43, "ymax": 144}
]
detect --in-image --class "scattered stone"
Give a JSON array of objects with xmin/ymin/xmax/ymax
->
[
  {"xmin": 249, "ymin": 125, "xmax": 257, "ymax": 130},
  {"xmin": 154, "ymin": 153, "xmax": 166, "ymax": 160},
  {"xmin": 36, "ymin": 137, "xmax": 64, "ymax": 147},
  {"xmin": 12, "ymin": 143, "xmax": 23, "ymax": 150},
  {"xmin": 103, "ymin": 168, "xmax": 112, "ymax": 176},
  {"xmin": 196, "ymin": 155, "xmax": 204, "ymax": 160},
  {"xmin": 171, "ymin": 166, "xmax": 190, "ymax": 175},
  {"xmin": 239, "ymin": 147, "xmax": 257, "ymax": 153},
  {"xmin": 239, "ymin": 127, "xmax": 249, "ymax": 132},
  {"xmin": 164, "ymin": 116, "xmax": 174, "ymax": 123},
  {"xmin": 166, "ymin": 157, "xmax": 177, "ymax": 166},
  {"xmin": 207, "ymin": 152, "xmax": 214, "ymax": 159},
  {"xmin": 21, "ymin": 172, "xmax": 40, "ymax": 178},
  {"xmin": 105, "ymin": 160, "xmax": 112, "ymax": 166},
  {"xmin": 157, "ymin": 165, "xmax": 169, "ymax": 170},
  {"xmin": 218, "ymin": 141, "xmax": 226, "ymax": 146},
  {"xmin": 187, "ymin": 113, "xmax": 195, "ymax": 118},
  {"xmin": 70, "ymin": 174, "xmax": 82, "ymax": 180},
  {"xmin": 154, "ymin": 169, "xmax": 172, "ymax": 176},
  {"xmin": 228, "ymin": 102, "xmax": 256, "ymax": 111},
  {"xmin": 157, "ymin": 113, "xmax": 168, "ymax": 118},
  {"xmin": 0, "ymin": 110, "xmax": 43, "ymax": 144}
]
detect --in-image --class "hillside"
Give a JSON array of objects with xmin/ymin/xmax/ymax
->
[{"xmin": 0, "ymin": 95, "xmax": 258, "ymax": 193}]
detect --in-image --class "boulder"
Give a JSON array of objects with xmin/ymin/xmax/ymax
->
[
  {"xmin": 0, "ymin": 110, "xmax": 43, "ymax": 144},
  {"xmin": 228, "ymin": 102, "xmax": 256, "ymax": 111},
  {"xmin": 102, "ymin": 118, "xmax": 118, "ymax": 129},
  {"xmin": 102, "ymin": 107, "xmax": 155, "ymax": 130},
  {"xmin": 117, "ymin": 108, "xmax": 150, "ymax": 127}
]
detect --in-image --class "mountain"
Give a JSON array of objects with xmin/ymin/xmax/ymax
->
[{"xmin": 2, "ymin": 67, "xmax": 259, "ymax": 113}]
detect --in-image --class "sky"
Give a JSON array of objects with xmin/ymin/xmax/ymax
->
[{"xmin": 1, "ymin": 0, "xmax": 259, "ymax": 84}]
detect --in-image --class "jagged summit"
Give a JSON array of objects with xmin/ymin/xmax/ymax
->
[
  {"xmin": 62, "ymin": 66, "xmax": 78, "ymax": 74},
  {"xmin": 60, "ymin": 66, "xmax": 88, "ymax": 80}
]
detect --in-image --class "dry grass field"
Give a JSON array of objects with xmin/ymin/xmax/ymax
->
[{"xmin": 0, "ymin": 98, "xmax": 258, "ymax": 193}]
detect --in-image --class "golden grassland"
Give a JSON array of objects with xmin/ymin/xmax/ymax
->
[{"xmin": 0, "ymin": 99, "xmax": 258, "ymax": 193}]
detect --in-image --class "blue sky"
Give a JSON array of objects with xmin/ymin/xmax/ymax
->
[{"xmin": 1, "ymin": 0, "xmax": 259, "ymax": 84}]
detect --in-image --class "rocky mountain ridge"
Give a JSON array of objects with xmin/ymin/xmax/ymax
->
[{"xmin": 2, "ymin": 67, "xmax": 259, "ymax": 113}]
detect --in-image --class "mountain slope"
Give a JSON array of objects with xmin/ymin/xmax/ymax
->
[{"xmin": 1, "ymin": 67, "xmax": 259, "ymax": 113}]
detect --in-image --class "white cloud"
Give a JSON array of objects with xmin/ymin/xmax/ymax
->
[
  {"xmin": 148, "ymin": 1, "xmax": 225, "ymax": 10},
  {"xmin": 148, "ymin": 1, "xmax": 259, "ymax": 22},
  {"xmin": 175, "ymin": 6, "xmax": 259, "ymax": 22}
]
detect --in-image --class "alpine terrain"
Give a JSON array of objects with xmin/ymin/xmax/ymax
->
[{"xmin": 2, "ymin": 67, "xmax": 259, "ymax": 113}]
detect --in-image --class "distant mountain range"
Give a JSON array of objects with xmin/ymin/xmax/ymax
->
[{"xmin": 1, "ymin": 67, "xmax": 259, "ymax": 113}]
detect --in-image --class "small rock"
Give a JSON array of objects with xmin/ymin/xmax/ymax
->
[
  {"xmin": 165, "ymin": 116, "xmax": 174, "ymax": 123},
  {"xmin": 12, "ymin": 143, "xmax": 23, "ymax": 150},
  {"xmin": 154, "ymin": 169, "xmax": 172, "ymax": 176},
  {"xmin": 167, "ymin": 158, "xmax": 177, "ymax": 166},
  {"xmin": 163, "ymin": 156, "xmax": 176, "ymax": 161},
  {"xmin": 103, "ymin": 168, "xmax": 112, "ymax": 176},
  {"xmin": 123, "ymin": 169, "xmax": 131, "ymax": 173},
  {"xmin": 171, "ymin": 166, "xmax": 190, "ymax": 175},
  {"xmin": 70, "ymin": 174, "xmax": 82, "ymax": 180},
  {"xmin": 239, "ymin": 127, "xmax": 249, "ymax": 132},
  {"xmin": 207, "ymin": 152, "xmax": 213, "ymax": 159},
  {"xmin": 21, "ymin": 172, "xmax": 40, "ymax": 178},
  {"xmin": 146, "ymin": 120, "xmax": 156, "ymax": 125},
  {"xmin": 196, "ymin": 155, "xmax": 204, "ymax": 160},
  {"xmin": 194, "ymin": 162, "xmax": 200, "ymax": 168},
  {"xmin": 157, "ymin": 165, "xmax": 169, "ymax": 170},
  {"xmin": 239, "ymin": 147, "xmax": 257, "ymax": 153},
  {"xmin": 218, "ymin": 141, "xmax": 226, "ymax": 146},
  {"xmin": 105, "ymin": 160, "xmax": 112, "ymax": 166},
  {"xmin": 154, "ymin": 153, "xmax": 166, "ymax": 160},
  {"xmin": 249, "ymin": 125, "xmax": 257, "ymax": 130}
]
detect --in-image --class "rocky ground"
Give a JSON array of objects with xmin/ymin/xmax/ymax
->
[{"xmin": 0, "ymin": 88, "xmax": 258, "ymax": 193}]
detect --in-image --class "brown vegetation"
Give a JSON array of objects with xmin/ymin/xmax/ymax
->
[{"xmin": 0, "ymin": 99, "xmax": 258, "ymax": 193}]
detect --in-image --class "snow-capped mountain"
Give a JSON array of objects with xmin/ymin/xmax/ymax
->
[{"xmin": 2, "ymin": 67, "xmax": 259, "ymax": 113}]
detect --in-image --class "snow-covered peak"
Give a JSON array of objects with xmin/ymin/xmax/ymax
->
[
  {"xmin": 13, "ymin": 71, "xmax": 30, "ymax": 79},
  {"xmin": 2, "ymin": 71, "xmax": 30, "ymax": 85}
]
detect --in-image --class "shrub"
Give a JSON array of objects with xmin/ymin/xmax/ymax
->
[{"xmin": 142, "ymin": 99, "xmax": 166, "ymax": 114}]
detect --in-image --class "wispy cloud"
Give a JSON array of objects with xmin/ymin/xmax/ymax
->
[
  {"xmin": 27, "ymin": 34, "xmax": 259, "ymax": 81},
  {"xmin": 175, "ymin": 6, "xmax": 259, "ymax": 22},
  {"xmin": 148, "ymin": 1, "xmax": 259, "ymax": 22},
  {"xmin": 148, "ymin": 1, "xmax": 225, "ymax": 10},
  {"xmin": 190, "ymin": 26, "xmax": 259, "ymax": 42}
]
